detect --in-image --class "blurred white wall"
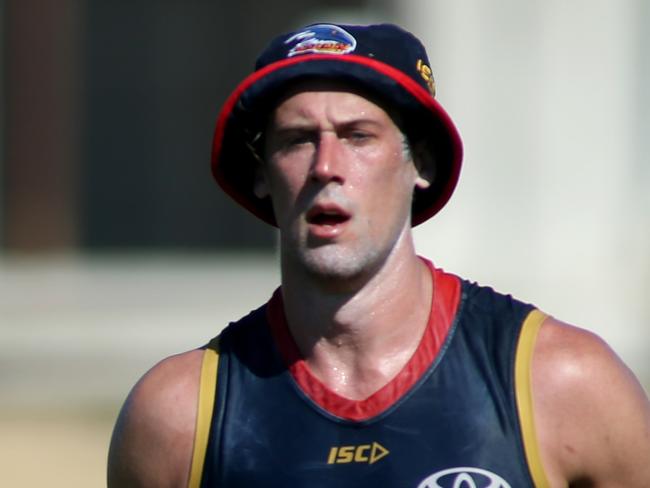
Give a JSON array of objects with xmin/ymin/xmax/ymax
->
[
  {"xmin": 0, "ymin": 254, "xmax": 280, "ymax": 410},
  {"xmin": 400, "ymin": 0, "xmax": 649, "ymax": 379}
]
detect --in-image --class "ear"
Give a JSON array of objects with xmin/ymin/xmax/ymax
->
[
  {"xmin": 415, "ymin": 174, "xmax": 431, "ymax": 190},
  {"xmin": 412, "ymin": 141, "xmax": 435, "ymax": 190},
  {"xmin": 253, "ymin": 164, "xmax": 269, "ymax": 199}
]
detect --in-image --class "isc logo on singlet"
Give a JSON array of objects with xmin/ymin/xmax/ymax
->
[{"xmin": 327, "ymin": 442, "xmax": 389, "ymax": 465}]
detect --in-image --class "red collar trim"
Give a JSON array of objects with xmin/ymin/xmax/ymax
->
[{"xmin": 266, "ymin": 259, "xmax": 461, "ymax": 421}]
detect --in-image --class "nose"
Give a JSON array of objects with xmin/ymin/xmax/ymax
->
[{"xmin": 310, "ymin": 132, "xmax": 344, "ymax": 184}]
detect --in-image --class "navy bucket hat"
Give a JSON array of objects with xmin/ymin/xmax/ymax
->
[{"xmin": 211, "ymin": 23, "xmax": 463, "ymax": 226}]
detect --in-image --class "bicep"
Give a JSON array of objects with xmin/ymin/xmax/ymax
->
[
  {"xmin": 107, "ymin": 395, "xmax": 150, "ymax": 488},
  {"xmin": 107, "ymin": 350, "xmax": 203, "ymax": 488}
]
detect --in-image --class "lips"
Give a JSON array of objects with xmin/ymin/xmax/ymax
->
[
  {"xmin": 307, "ymin": 204, "xmax": 350, "ymax": 224},
  {"xmin": 306, "ymin": 204, "xmax": 351, "ymax": 236}
]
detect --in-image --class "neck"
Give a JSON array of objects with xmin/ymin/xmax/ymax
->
[{"xmin": 279, "ymin": 234, "xmax": 433, "ymax": 400}]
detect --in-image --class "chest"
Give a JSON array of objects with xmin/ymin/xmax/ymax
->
[{"xmin": 204, "ymin": 320, "xmax": 534, "ymax": 487}]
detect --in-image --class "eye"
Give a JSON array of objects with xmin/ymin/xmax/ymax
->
[
  {"xmin": 344, "ymin": 129, "xmax": 373, "ymax": 145},
  {"xmin": 288, "ymin": 134, "xmax": 312, "ymax": 146},
  {"xmin": 279, "ymin": 131, "xmax": 317, "ymax": 151}
]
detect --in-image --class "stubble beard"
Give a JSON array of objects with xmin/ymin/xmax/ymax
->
[{"xmin": 281, "ymin": 222, "xmax": 402, "ymax": 293}]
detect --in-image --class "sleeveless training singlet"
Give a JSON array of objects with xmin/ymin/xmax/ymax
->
[{"xmin": 187, "ymin": 261, "xmax": 551, "ymax": 487}]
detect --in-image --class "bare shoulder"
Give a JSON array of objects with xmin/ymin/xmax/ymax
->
[
  {"xmin": 107, "ymin": 348, "xmax": 205, "ymax": 488},
  {"xmin": 532, "ymin": 316, "xmax": 650, "ymax": 487}
]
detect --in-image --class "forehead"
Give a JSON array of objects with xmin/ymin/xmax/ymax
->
[{"xmin": 268, "ymin": 80, "xmax": 402, "ymax": 126}]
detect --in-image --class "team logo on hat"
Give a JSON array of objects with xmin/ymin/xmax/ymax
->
[
  {"xmin": 284, "ymin": 24, "xmax": 357, "ymax": 57},
  {"xmin": 416, "ymin": 59, "xmax": 436, "ymax": 96}
]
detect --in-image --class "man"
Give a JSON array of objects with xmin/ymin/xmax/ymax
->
[{"xmin": 108, "ymin": 23, "xmax": 650, "ymax": 487}]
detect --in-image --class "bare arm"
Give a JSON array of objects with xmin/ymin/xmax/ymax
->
[
  {"xmin": 107, "ymin": 349, "xmax": 203, "ymax": 488},
  {"xmin": 533, "ymin": 317, "xmax": 650, "ymax": 487}
]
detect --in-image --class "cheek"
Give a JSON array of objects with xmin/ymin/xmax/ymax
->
[
  {"xmin": 265, "ymin": 164, "xmax": 311, "ymax": 227},
  {"xmin": 266, "ymin": 163, "xmax": 306, "ymax": 199},
  {"xmin": 289, "ymin": 162, "xmax": 313, "ymax": 188},
  {"xmin": 354, "ymin": 154, "xmax": 416, "ymax": 201}
]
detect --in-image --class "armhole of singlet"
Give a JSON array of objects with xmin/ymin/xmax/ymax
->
[
  {"xmin": 187, "ymin": 338, "xmax": 220, "ymax": 488},
  {"xmin": 515, "ymin": 309, "xmax": 551, "ymax": 488}
]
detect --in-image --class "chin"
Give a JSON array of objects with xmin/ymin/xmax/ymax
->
[
  {"xmin": 280, "ymin": 220, "xmax": 406, "ymax": 287},
  {"xmin": 296, "ymin": 244, "xmax": 384, "ymax": 286}
]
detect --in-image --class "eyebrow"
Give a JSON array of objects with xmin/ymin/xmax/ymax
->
[{"xmin": 269, "ymin": 118, "xmax": 384, "ymax": 134}]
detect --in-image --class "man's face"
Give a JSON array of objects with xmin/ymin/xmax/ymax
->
[{"xmin": 256, "ymin": 83, "xmax": 428, "ymax": 285}]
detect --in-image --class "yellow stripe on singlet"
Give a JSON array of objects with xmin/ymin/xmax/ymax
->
[
  {"xmin": 187, "ymin": 338, "xmax": 220, "ymax": 488},
  {"xmin": 515, "ymin": 309, "xmax": 551, "ymax": 488}
]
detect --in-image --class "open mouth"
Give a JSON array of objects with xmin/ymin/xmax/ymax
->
[{"xmin": 306, "ymin": 206, "xmax": 351, "ymax": 226}]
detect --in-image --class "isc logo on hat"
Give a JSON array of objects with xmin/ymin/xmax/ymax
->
[
  {"xmin": 417, "ymin": 467, "xmax": 512, "ymax": 488},
  {"xmin": 284, "ymin": 24, "xmax": 357, "ymax": 57}
]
